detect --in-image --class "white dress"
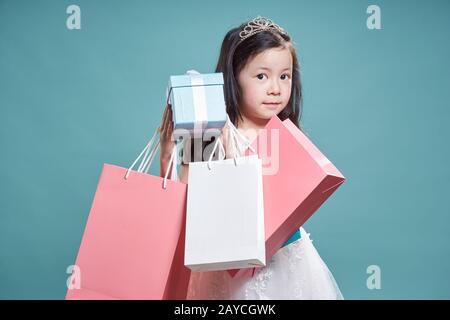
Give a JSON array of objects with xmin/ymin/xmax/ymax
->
[
  {"xmin": 181, "ymin": 121, "xmax": 344, "ymax": 300},
  {"xmin": 186, "ymin": 227, "xmax": 344, "ymax": 300}
]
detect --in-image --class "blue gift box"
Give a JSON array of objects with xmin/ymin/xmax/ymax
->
[
  {"xmin": 167, "ymin": 70, "xmax": 227, "ymax": 134},
  {"xmin": 281, "ymin": 228, "xmax": 301, "ymax": 247}
]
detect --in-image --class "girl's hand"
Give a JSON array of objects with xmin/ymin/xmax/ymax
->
[{"xmin": 158, "ymin": 103, "xmax": 175, "ymax": 160}]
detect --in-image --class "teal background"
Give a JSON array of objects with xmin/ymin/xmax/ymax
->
[{"xmin": 1, "ymin": 0, "xmax": 449, "ymax": 299}]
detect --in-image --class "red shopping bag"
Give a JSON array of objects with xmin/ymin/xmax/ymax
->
[
  {"xmin": 228, "ymin": 116, "xmax": 345, "ymax": 277},
  {"xmin": 66, "ymin": 133, "xmax": 190, "ymax": 299}
]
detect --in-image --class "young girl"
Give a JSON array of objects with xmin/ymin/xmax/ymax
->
[{"xmin": 158, "ymin": 16, "xmax": 343, "ymax": 300}]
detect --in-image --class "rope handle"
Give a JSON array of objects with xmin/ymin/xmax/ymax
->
[{"xmin": 124, "ymin": 128, "xmax": 179, "ymax": 188}]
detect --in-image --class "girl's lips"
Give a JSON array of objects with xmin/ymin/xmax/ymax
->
[{"xmin": 263, "ymin": 102, "xmax": 281, "ymax": 109}]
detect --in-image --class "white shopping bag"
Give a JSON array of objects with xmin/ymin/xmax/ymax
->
[{"xmin": 184, "ymin": 133, "xmax": 266, "ymax": 272}]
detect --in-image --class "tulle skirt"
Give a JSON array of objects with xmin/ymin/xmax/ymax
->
[{"xmin": 186, "ymin": 227, "xmax": 344, "ymax": 300}]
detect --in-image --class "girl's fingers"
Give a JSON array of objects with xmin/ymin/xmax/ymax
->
[
  {"xmin": 166, "ymin": 104, "xmax": 172, "ymax": 124},
  {"xmin": 161, "ymin": 105, "xmax": 170, "ymax": 134},
  {"xmin": 165, "ymin": 106, "xmax": 173, "ymax": 138},
  {"xmin": 167, "ymin": 107, "xmax": 173, "ymax": 133},
  {"xmin": 159, "ymin": 104, "xmax": 174, "ymax": 145},
  {"xmin": 168, "ymin": 120, "xmax": 173, "ymax": 139},
  {"xmin": 165, "ymin": 104, "xmax": 172, "ymax": 123}
]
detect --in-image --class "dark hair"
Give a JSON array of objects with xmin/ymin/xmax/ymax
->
[
  {"xmin": 182, "ymin": 19, "xmax": 304, "ymax": 164},
  {"xmin": 215, "ymin": 19, "xmax": 303, "ymax": 130}
]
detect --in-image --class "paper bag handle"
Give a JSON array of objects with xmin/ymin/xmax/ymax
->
[
  {"xmin": 207, "ymin": 136, "xmax": 226, "ymax": 170},
  {"xmin": 226, "ymin": 114, "xmax": 256, "ymax": 155},
  {"xmin": 124, "ymin": 128, "xmax": 179, "ymax": 187},
  {"xmin": 206, "ymin": 114, "xmax": 258, "ymax": 169},
  {"xmin": 124, "ymin": 129, "xmax": 159, "ymax": 179}
]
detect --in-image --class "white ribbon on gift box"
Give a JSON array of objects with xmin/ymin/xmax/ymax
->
[{"xmin": 186, "ymin": 70, "xmax": 208, "ymax": 136}]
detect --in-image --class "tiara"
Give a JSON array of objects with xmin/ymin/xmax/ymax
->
[{"xmin": 239, "ymin": 16, "xmax": 288, "ymax": 42}]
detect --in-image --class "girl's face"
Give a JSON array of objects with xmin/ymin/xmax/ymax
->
[{"xmin": 237, "ymin": 46, "xmax": 293, "ymax": 123}]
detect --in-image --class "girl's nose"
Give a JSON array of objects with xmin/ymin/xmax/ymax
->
[{"xmin": 267, "ymin": 80, "xmax": 281, "ymax": 95}]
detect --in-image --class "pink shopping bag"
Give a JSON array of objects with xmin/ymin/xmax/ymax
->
[
  {"xmin": 228, "ymin": 116, "xmax": 345, "ymax": 277},
  {"xmin": 66, "ymin": 134, "xmax": 190, "ymax": 299}
]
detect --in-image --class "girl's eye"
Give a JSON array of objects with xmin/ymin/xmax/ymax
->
[
  {"xmin": 256, "ymin": 73, "xmax": 267, "ymax": 80},
  {"xmin": 257, "ymin": 73, "xmax": 291, "ymax": 80}
]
